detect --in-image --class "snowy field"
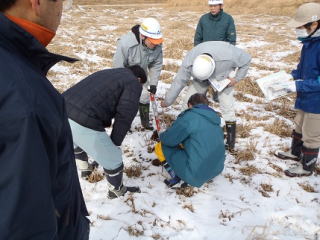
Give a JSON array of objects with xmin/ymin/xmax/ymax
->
[{"xmin": 47, "ymin": 4, "xmax": 320, "ymax": 240}]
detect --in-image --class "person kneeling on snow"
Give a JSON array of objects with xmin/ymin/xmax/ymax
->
[
  {"xmin": 155, "ymin": 93, "xmax": 226, "ymax": 188},
  {"xmin": 63, "ymin": 66, "xmax": 146, "ymax": 198}
]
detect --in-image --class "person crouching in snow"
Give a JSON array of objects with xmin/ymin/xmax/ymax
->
[
  {"xmin": 63, "ymin": 66, "xmax": 146, "ymax": 198},
  {"xmin": 154, "ymin": 93, "xmax": 225, "ymax": 188},
  {"xmin": 274, "ymin": 2, "xmax": 320, "ymax": 177}
]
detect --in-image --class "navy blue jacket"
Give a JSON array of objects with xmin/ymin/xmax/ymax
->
[
  {"xmin": 292, "ymin": 36, "xmax": 320, "ymax": 114},
  {"xmin": 63, "ymin": 68, "xmax": 142, "ymax": 146},
  {"xmin": 0, "ymin": 13, "xmax": 88, "ymax": 239}
]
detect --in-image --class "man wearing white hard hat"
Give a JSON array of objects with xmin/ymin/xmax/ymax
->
[
  {"xmin": 113, "ymin": 18, "xmax": 163, "ymax": 130},
  {"xmin": 194, "ymin": 0, "xmax": 236, "ymax": 46},
  {"xmin": 161, "ymin": 41, "xmax": 251, "ymax": 152},
  {"xmin": 274, "ymin": 2, "xmax": 320, "ymax": 177}
]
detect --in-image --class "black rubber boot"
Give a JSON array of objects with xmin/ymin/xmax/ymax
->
[
  {"xmin": 274, "ymin": 130, "xmax": 302, "ymax": 161},
  {"xmin": 75, "ymin": 147, "xmax": 92, "ymax": 178},
  {"xmin": 225, "ymin": 121, "xmax": 236, "ymax": 152},
  {"xmin": 285, "ymin": 146, "xmax": 319, "ymax": 177},
  {"xmin": 104, "ymin": 164, "xmax": 140, "ymax": 199},
  {"xmin": 139, "ymin": 103, "xmax": 154, "ymax": 130}
]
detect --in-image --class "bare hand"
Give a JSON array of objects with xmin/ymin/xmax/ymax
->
[{"xmin": 228, "ymin": 78, "xmax": 237, "ymax": 87}]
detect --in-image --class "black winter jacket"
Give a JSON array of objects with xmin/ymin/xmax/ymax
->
[
  {"xmin": 63, "ymin": 68, "xmax": 142, "ymax": 146},
  {"xmin": 0, "ymin": 13, "xmax": 88, "ymax": 240}
]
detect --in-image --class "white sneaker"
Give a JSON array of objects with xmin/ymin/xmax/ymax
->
[
  {"xmin": 274, "ymin": 150, "xmax": 300, "ymax": 161},
  {"xmin": 284, "ymin": 164, "xmax": 312, "ymax": 177}
]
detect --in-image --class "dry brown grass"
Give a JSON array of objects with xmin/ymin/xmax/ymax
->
[
  {"xmin": 87, "ymin": 171, "xmax": 104, "ymax": 183},
  {"xmin": 166, "ymin": 0, "xmax": 319, "ymax": 15},
  {"xmin": 163, "ymin": 63, "xmax": 179, "ymax": 73},
  {"xmin": 260, "ymin": 183, "xmax": 274, "ymax": 192},
  {"xmin": 282, "ymin": 51, "xmax": 300, "ymax": 64},
  {"xmin": 159, "ymin": 72, "xmax": 174, "ymax": 83},
  {"xmin": 237, "ymin": 123, "xmax": 253, "ymax": 138},
  {"xmin": 264, "ymin": 118, "xmax": 292, "ymax": 137},
  {"xmin": 234, "ymin": 92, "xmax": 253, "ymax": 103},
  {"xmin": 264, "ymin": 100, "xmax": 296, "ymax": 120},
  {"xmin": 239, "ymin": 165, "xmax": 261, "ymax": 176},
  {"xmin": 234, "ymin": 141, "xmax": 257, "ymax": 164},
  {"xmin": 298, "ymin": 183, "xmax": 317, "ymax": 193},
  {"xmin": 237, "ymin": 110, "xmax": 271, "ymax": 122},
  {"xmin": 176, "ymin": 186, "xmax": 197, "ymax": 197},
  {"xmin": 124, "ymin": 165, "xmax": 142, "ymax": 178},
  {"xmin": 165, "ymin": 38, "xmax": 193, "ymax": 59},
  {"xmin": 235, "ymin": 77, "xmax": 264, "ymax": 98}
]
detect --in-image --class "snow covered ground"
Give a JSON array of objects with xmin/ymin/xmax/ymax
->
[{"xmin": 47, "ymin": 4, "xmax": 320, "ymax": 240}]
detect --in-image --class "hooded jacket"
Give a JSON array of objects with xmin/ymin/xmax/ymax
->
[
  {"xmin": 112, "ymin": 25, "xmax": 163, "ymax": 87},
  {"xmin": 0, "ymin": 13, "xmax": 88, "ymax": 239},
  {"xmin": 292, "ymin": 35, "xmax": 320, "ymax": 114},
  {"xmin": 194, "ymin": 10, "xmax": 236, "ymax": 46},
  {"xmin": 160, "ymin": 105, "xmax": 225, "ymax": 187},
  {"xmin": 63, "ymin": 68, "xmax": 142, "ymax": 146},
  {"xmin": 164, "ymin": 41, "xmax": 251, "ymax": 106}
]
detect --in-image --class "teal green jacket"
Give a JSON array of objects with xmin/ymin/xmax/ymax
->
[
  {"xmin": 194, "ymin": 10, "xmax": 236, "ymax": 46},
  {"xmin": 160, "ymin": 105, "xmax": 225, "ymax": 187}
]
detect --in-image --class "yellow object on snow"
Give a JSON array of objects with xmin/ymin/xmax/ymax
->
[{"xmin": 154, "ymin": 142, "xmax": 166, "ymax": 162}]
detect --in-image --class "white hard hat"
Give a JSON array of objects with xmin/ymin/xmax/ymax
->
[
  {"xmin": 139, "ymin": 18, "xmax": 162, "ymax": 39},
  {"xmin": 192, "ymin": 54, "xmax": 215, "ymax": 81},
  {"xmin": 208, "ymin": 0, "xmax": 223, "ymax": 5},
  {"xmin": 288, "ymin": 2, "xmax": 320, "ymax": 28}
]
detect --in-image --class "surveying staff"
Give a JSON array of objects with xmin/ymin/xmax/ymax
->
[{"xmin": 113, "ymin": 18, "xmax": 163, "ymax": 130}]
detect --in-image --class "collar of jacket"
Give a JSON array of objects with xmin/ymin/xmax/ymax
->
[
  {"xmin": 0, "ymin": 13, "xmax": 78, "ymax": 76},
  {"xmin": 300, "ymin": 35, "xmax": 320, "ymax": 47},
  {"xmin": 209, "ymin": 9, "xmax": 223, "ymax": 21}
]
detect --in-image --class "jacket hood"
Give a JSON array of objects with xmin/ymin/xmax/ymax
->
[
  {"xmin": 131, "ymin": 24, "xmax": 140, "ymax": 43},
  {"xmin": 0, "ymin": 13, "xmax": 77, "ymax": 75},
  {"xmin": 189, "ymin": 104, "xmax": 221, "ymax": 126}
]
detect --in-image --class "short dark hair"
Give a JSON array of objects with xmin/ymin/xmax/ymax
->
[
  {"xmin": 187, "ymin": 93, "xmax": 209, "ymax": 106},
  {"xmin": 0, "ymin": 0, "xmax": 17, "ymax": 12},
  {"xmin": 128, "ymin": 65, "xmax": 147, "ymax": 84}
]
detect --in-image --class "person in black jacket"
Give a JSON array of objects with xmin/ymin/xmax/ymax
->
[
  {"xmin": 0, "ymin": 0, "xmax": 89, "ymax": 239},
  {"xmin": 63, "ymin": 66, "xmax": 147, "ymax": 199}
]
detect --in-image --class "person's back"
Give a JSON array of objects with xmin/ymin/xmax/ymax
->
[
  {"xmin": 160, "ymin": 94, "xmax": 225, "ymax": 187},
  {"xmin": 0, "ymin": 1, "xmax": 89, "ymax": 239},
  {"xmin": 63, "ymin": 68, "xmax": 142, "ymax": 140}
]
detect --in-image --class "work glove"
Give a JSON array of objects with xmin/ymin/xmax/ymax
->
[{"xmin": 148, "ymin": 85, "xmax": 157, "ymax": 94}]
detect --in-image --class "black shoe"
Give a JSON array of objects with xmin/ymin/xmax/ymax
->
[{"xmin": 107, "ymin": 185, "xmax": 141, "ymax": 199}]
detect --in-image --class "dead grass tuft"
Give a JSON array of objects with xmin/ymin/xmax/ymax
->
[
  {"xmin": 234, "ymin": 92, "xmax": 253, "ymax": 103},
  {"xmin": 237, "ymin": 123, "xmax": 253, "ymax": 138},
  {"xmin": 87, "ymin": 171, "xmax": 104, "ymax": 183},
  {"xmin": 124, "ymin": 165, "xmax": 142, "ymax": 178},
  {"xmin": 235, "ymin": 141, "xmax": 257, "ymax": 164},
  {"xmin": 239, "ymin": 165, "xmax": 261, "ymax": 176},
  {"xmin": 127, "ymin": 225, "xmax": 144, "ymax": 237},
  {"xmin": 163, "ymin": 63, "xmax": 179, "ymax": 73},
  {"xmin": 260, "ymin": 183, "xmax": 274, "ymax": 192},
  {"xmin": 282, "ymin": 51, "xmax": 300, "ymax": 64},
  {"xmin": 298, "ymin": 183, "xmax": 317, "ymax": 193},
  {"xmin": 165, "ymin": 38, "xmax": 193, "ymax": 59},
  {"xmin": 159, "ymin": 72, "xmax": 174, "ymax": 83},
  {"xmin": 264, "ymin": 118, "xmax": 291, "ymax": 137},
  {"xmin": 235, "ymin": 77, "xmax": 264, "ymax": 97},
  {"xmin": 183, "ymin": 204, "xmax": 195, "ymax": 212},
  {"xmin": 176, "ymin": 186, "xmax": 197, "ymax": 197},
  {"xmin": 264, "ymin": 100, "xmax": 296, "ymax": 120}
]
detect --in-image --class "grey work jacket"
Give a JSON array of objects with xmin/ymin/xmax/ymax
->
[
  {"xmin": 113, "ymin": 31, "xmax": 163, "ymax": 86},
  {"xmin": 164, "ymin": 41, "xmax": 251, "ymax": 106}
]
